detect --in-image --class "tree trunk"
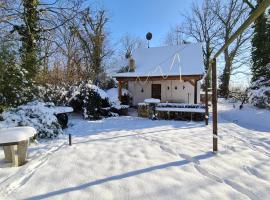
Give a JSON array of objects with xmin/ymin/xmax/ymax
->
[{"xmin": 219, "ymin": 48, "xmax": 231, "ymax": 98}]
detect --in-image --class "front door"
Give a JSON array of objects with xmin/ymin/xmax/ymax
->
[{"xmin": 151, "ymin": 84, "xmax": 161, "ymax": 100}]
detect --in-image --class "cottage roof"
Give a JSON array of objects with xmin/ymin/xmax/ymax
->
[{"xmin": 114, "ymin": 43, "xmax": 205, "ymax": 78}]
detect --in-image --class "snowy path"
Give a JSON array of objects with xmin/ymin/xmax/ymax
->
[{"xmin": 0, "ymin": 103, "xmax": 270, "ymax": 200}]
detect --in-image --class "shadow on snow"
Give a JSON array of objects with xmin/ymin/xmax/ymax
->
[{"xmin": 25, "ymin": 151, "xmax": 215, "ymax": 200}]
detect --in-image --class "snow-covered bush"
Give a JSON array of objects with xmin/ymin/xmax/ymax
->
[
  {"xmin": 106, "ymin": 88, "xmax": 130, "ymax": 115},
  {"xmin": 67, "ymin": 81, "xmax": 111, "ymax": 119},
  {"xmin": 82, "ymin": 84, "xmax": 111, "ymax": 120},
  {"xmin": 0, "ymin": 101, "xmax": 63, "ymax": 139},
  {"xmin": 248, "ymin": 64, "xmax": 270, "ymax": 109},
  {"xmin": 35, "ymin": 84, "xmax": 69, "ymax": 106},
  {"xmin": 106, "ymin": 88, "xmax": 131, "ymax": 106},
  {"xmin": 248, "ymin": 78, "xmax": 270, "ymax": 109}
]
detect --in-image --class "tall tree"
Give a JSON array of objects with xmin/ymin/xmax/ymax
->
[
  {"xmin": 212, "ymin": 0, "xmax": 251, "ymax": 98},
  {"xmin": 1, "ymin": 0, "xmax": 81, "ymax": 82},
  {"xmin": 74, "ymin": 8, "xmax": 111, "ymax": 84},
  {"xmin": 18, "ymin": 0, "xmax": 40, "ymax": 81},
  {"xmin": 245, "ymin": 0, "xmax": 270, "ymax": 81}
]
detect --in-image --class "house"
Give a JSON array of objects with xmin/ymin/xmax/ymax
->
[{"xmin": 113, "ymin": 43, "xmax": 205, "ymax": 106}]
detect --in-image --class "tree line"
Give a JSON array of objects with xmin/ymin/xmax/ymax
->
[
  {"xmin": 0, "ymin": 0, "xmax": 269, "ymax": 109},
  {"xmin": 0, "ymin": 0, "xmax": 116, "ymax": 107},
  {"xmin": 165, "ymin": 0, "xmax": 270, "ymax": 99}
]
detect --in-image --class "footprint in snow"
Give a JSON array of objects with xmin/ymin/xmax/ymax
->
[
  {"xmin": 178, "ymin": 153, "xmax": 260, "ymax": 200},
  {"xmin": 193, "ymin": 164, "xmax": 223, "ymax": 183},
  {"xmin": 1, "ymin": 142, "xmax": 66, "ymax": 196},
  {"xmin": 243, "ymin": 165, "xmax": 265, "ymax": 180},
  {"xmin": 179, "ymin": 153, "xmax": 223, "ymax": 183},
  {"xmin": 179, "ymin": 153, "xmax": 200, "ymax": 165},
  {"xmin": 224, "ymin": 179, "xmax": 260, "ymax": 200},
  {"xmin": 224, "ymin": 145, "xmax": 236, "ymax": 152},
  {"xmin": 159, "ymin": 145, "xmax": 177, "ymax": 155}
]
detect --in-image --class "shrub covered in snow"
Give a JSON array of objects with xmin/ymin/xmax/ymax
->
[
  {"xmin": 248, "ymin": 64, "xmax": 270, "ymax": 109},
  {"xmin": 35, "ymin": 84, "xmax": 69, "ymax": 106},
  {"xmin": 106, "ymin": 88, "xmax": 131, "ymax": 107},
  {"xmin": 67, "ymin": 81, "xmax": 111, "ymax": 119},
  {"xmin": 248, "ymin": 78, "xmax": 270, "ymax": 109},
  {"xmin": 0, "ymin": 101, "xmax": 63, "ymax": 139},
  {"xmin": 106, "ymin": 88, "xmax": 130, "ymax": 115}
]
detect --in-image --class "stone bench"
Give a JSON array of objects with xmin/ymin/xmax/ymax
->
[{"xmin": 0, "ymin": 127, "xmax": 36, "ymax": 167}]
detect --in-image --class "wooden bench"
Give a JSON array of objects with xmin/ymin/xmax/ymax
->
[{"xmin": 0, "ymin": 127, "xmax": 36, "ymax": 167}]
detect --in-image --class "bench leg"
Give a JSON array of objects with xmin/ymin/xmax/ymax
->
[
  {"xmin": 3, "ymin": 146, "xmax": 13, "ymax": 163},
  {"xmin": 18, "ymin": 140, "xmax": 29, "ymax": 166},
  {"xmin": 4, "ymin": 140, "xmax": 29, "ymax": 167},
  {"xmin": 11, "ymin": 145, "xmax": 19, "ymax": 167}
]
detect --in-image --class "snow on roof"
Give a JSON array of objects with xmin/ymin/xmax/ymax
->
[{"xmin": 114, "ymin": 43, "xmax": 204, "ymax": 78}]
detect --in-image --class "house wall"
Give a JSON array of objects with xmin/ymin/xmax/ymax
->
[{"xmin": 128, "ymin": 80, "xmax": 201, "ymax": 105}]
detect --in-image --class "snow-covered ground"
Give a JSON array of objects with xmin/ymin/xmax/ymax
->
[{"xmin": 0, "ymin": 102, "xmax": 269, "ymax": 200}]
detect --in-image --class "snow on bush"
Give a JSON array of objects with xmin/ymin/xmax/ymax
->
[
  {"xmin": 0, "ymin": 101, "xmax": 63, "ymax": 139},
  {"xmin": 248, "ymin": 64, "xmax": 270, "ymax": 109},
  {"xmin": 67, "ymin": 81, "xmax": 111, "ymax": 119},
  {"xmin": 35, "ymin": 84, "xmax": 69, "ymax": 106},
  {"xmin": 249, "ymin": 78, "xmax": 270, "ymax": 109},
  {"xmin": 106, "ymin": 88, "xmax": 131, "ymax": 109}
]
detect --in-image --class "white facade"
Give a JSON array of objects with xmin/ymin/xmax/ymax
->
[{"xmin": 128, "ymin": 80, "xmax": 201, "ymax": 106}]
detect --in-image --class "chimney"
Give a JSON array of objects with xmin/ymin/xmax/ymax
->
[{"xmin": 129, "ymin": 58, "xmax": 135, "ymax": 72}]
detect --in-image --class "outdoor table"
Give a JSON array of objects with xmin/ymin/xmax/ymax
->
[
  {"xmin": 53, "ymin": 106, "xmax": 73, "ymax": 128},
  {"xmin": 0, "ymin": 127, "xmax": 36, "ymax": 167}
]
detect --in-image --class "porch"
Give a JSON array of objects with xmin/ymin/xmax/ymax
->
[{"xmin": 116, "ymin": 75, "xmax": 203, "ymax": 106}]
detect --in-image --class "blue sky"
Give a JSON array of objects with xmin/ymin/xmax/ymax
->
[
  {"xmin": 90, "ymin": 0, "xmax": 250, "ymax": 87},
  {"xmin": 97, "ymin": 0, "xmax": 201, "ymax": 46}
]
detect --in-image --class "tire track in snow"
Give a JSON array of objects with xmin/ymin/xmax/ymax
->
[
  {"xmin": 0, "ymin": 141, "xmax": 66, "ymax": 198},
  {"xmin": 179, "ymin": 153, "xmax": 260, "ymax": 200}
]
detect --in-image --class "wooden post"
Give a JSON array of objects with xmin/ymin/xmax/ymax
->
[
  {"xmin": 69, "ymin": 134, "xmax": 72, "ymax": 146},
  {"xmin": 212, "ymin": 59, "xmax": 218, "ymax": 152},
  {"xmin": 126, "ymin": 81, "xmax": 129, "ymax": 90},
  {"xmin": 205, "ymin": 76, "xmax": 209, "ymax": 125},
  {"xmin": 194, "ymin": 80, "xmax": 197, "ymax": 104},
  {"xmin": 118, "ymin": 80, "xmax": 122, "ymax": 102}
]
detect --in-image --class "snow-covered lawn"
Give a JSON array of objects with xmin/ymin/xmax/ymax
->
[{"xmin": 0, "ymin": 102, "xmax": 270, "ymax": 200}]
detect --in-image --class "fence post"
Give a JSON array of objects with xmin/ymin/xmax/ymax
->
[
  {"xmin": 212, "ymin": 59, "xmax": 218, "ymax": 152},
  {"xmin": 205, "ymin": 76, "xmax": 209, "ymax": 125},
  {"xmin": 69, "ymin": 134, "xmax": 72, "ymax": 146}
]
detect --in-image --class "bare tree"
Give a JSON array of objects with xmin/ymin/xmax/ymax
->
[
  {"xmin": 73, "ymin": 8, "xmax": 112, "ymax": 84},
  {"xmin": 181, "ymin": 0, "xmax": 220, "ymax": 72},
  {"xmin": 212, "ymin": 0, "xmax": 252, "ymax": 98},
  {"xmin": 120, "ymin": 34, "xmax": 146, "ymax": 59},
  {"xmin": 164, "ymin": 25, "xmax": 186, "ymax": 46}
]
